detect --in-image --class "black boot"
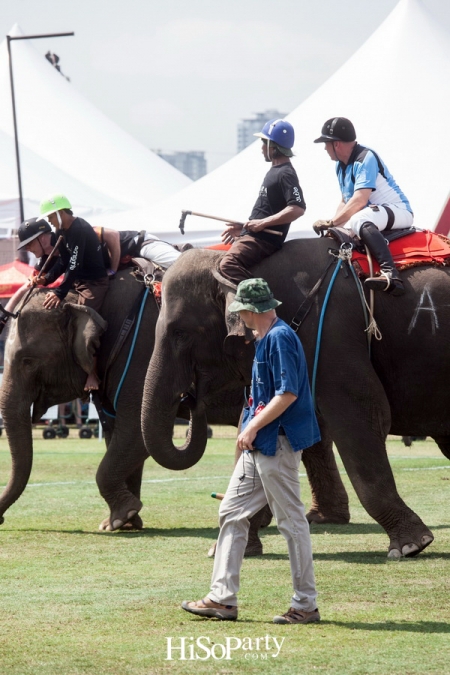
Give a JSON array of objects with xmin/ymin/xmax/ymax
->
[{"xmin": 359, "ymin": 222, "xmax": 405, "ymax": 296}]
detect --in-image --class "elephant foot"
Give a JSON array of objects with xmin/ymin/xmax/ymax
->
[
  {"xmin": 112, "ymin": 509, "xmax": 139, "ymax": 531},
  {"xmin": 387, "ymin": 533, "xmax": 434, "ymax": 560},
  {"xmin": 0, "ymin": 516, "xmax": 4, "ymax": 526},
  {"xmin": 244, "ymin": 535, "xmax": 263, "ymax": 557},
  {"xmin": 306, "ymin": 508, "xmax": 350, "ymax": 525},
  {"xmin": 99, "ymin": 511, "xmax": 144, "ymax": 531}
]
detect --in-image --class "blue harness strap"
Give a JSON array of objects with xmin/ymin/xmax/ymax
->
[
  {"xmin": 112, "ymin": 287, "xmax": 149, "ymax": 411},
  {"xmin": 311, "ymin": 245, "xmax": 370, "ymax": 409}
]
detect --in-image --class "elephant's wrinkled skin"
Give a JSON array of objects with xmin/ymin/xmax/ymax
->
[
  {"xmin": 0, "ymin": 268, "xmax": 244, "ymax": 530},
  {"xmin": 141, "ymin": 241, "xmax": 450, "ymax": 557}
]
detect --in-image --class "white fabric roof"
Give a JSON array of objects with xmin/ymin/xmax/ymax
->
[
  {"xmin": 91, "ymin": 0, "xmax": 450, "ymax": 244},
  {"xmin": 0, "ymin": 25, "xmax": 191, "ymax": 228}
]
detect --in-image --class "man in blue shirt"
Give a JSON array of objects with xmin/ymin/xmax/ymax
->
[
  {"xmin": 181, "ymin": 278, "xmax": 320, "ymax": 625},
  {"xmin": 314, "ymin": 117, "xmax": 414, "ymax": 296}
]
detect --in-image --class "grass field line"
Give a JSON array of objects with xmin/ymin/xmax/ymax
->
[{"xmin": 1, "ymin": 462, "xmax": 449, "ymax": 490}]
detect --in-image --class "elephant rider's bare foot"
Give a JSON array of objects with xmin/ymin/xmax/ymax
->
[
  {"xmin": 306, "ymin": 508, "xmax": 350, "ymax": 525},
  {"xmin": 84, "ymin": 372, "xmax": 100, "ymax": 391},
  {"xmin": 99, "ymin": 512, "xmax": 144, "ymax": 532}
]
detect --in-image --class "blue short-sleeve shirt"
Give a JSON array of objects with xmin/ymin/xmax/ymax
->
[{"xmin": 242, "ymin": 319, "xmax": 320, "ymax": 456}]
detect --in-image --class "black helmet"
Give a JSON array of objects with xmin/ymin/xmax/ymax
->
[
  {"xmin": 314, "ymin": 117, "xmax": 356, "ymax": 143},
  {"xmin": 17, "ymin": 217, "xmax": 52, "ymax": 250}
]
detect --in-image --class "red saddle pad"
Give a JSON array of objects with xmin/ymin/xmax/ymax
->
[{"xmin": 352, "ymin": 230, "xmax": 450, "ymax": 276}]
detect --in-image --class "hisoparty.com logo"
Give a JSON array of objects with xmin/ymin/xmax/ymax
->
[{"xmin": 166, "ymin": 635, "xmax": 285, "ymax": 661}]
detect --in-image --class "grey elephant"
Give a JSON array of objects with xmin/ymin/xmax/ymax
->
[
  {"xmin": 141, "ymin": 241, "xmax": 450, "ymax": 558},
  {"xmin": 0, "ymin": 267, "xmax": 244, "ymax": 530}
]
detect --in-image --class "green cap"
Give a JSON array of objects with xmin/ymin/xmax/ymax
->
[
  {"xmin": 39, "ymin": 194, "xmax": 72, "ymax": 218},
  {"xmin": 228, "ymin": 278, "xmax": 282, "ymax": 314}
]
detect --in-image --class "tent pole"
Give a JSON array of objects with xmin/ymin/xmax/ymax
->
[
  {"xmin": 7, "ymin": 35, "xmax": 24, "ymax": 225},
  {"xmin": 6, "ymin": 31, "xmax": 75, "ymax": 230}
]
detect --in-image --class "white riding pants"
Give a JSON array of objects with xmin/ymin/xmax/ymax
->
[
  {"xmin": 208, "ymin": 436, "xmax": 317, "ymax": 611},
  {"xmin": 348, "ymin": 204, "xmax": 414, "ymax": 237},
  {"xmin": 140, "ymin": 234, "xmax": 181, "ymax": 269}
]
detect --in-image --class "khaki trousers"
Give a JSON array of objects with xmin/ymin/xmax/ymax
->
[{"xmin": 209, "ymin": 436, "xmax": 317, "ymax": 611}]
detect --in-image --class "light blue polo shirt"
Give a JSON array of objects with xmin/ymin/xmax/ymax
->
[{"xmin": 337, "ymin": 143, "xmax": 412, "ymax": 213}]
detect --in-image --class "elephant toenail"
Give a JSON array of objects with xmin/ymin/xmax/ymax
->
[
  {"xmin": 387, "ymin": 548, "xmax": 401, "ymax": 560},
  {"xmin": 402, "ymin": 543, "xmax": 419, "ymax": 556}
]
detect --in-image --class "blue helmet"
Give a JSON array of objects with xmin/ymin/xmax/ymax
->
[{"xmin": 254, "ymin": 118, "xmax": 295, "ymax": 153}]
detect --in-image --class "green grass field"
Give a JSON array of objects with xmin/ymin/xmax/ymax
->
[{"xmin": 0, "ymin": 430, "xmax": 449, "ymax": 674}]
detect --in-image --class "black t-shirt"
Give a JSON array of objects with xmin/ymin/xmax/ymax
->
[
  {"xmin": 248, "ymin": 162, "xmax": 306, "ymax": 248},
  {"xmin": 48, "ymin": 217, "xmax": 107, "ymax": 299}
]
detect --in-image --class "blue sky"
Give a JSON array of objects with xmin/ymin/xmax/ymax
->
[{"xmin": 2, "ymin": 0, "xmax": 449, "ymax": 170}]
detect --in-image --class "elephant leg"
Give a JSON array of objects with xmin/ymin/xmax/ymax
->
[
  {"xmin": 321, "ymin": 376, "xmax": 433, "ymax": 558},
  {"xmin": 431, "ymin": 436, "xmax": 450, "ymax": 461},
  {"xmin": 112, "ymin": 465, "xmax": 145, "ymax": 530},
  {"xmin": 302, "ymin": 423, "xmax": 350, "ymax": 524},
  {"xmin": 96, "ymin": 421, "xmax": 148, "ymax": 531},
  {"xmin": 244, "ymin": 505, "xmax": 268, "ymax": 556}
]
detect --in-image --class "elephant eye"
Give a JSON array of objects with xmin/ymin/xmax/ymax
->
[
  {"xmin": 173, "ymin": 329, "xmax": 189, "ymax": 345},
  {"xmin": 22, "ymin": 357, "xmax": 36, "ymax": 369}
]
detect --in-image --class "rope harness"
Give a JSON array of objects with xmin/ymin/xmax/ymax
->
[{"xmin": 290, "ymin": 243, "xmax": 381, "ymax": 410}]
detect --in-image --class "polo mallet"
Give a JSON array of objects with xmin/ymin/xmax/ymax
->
[
  {"xmin": 179, "ymin": 210, "xmax": 283, "ymax": 237},
  {"xmin": 211, "ymin": 492, "xmax": 225, "ymax": 500},
  {"xmin": 34, "ymin": 234, "xmax": 64, "ymax": 283},
  {"xmin": 18, "ymin": 234, "xmax": 65, "ymax": 312}
]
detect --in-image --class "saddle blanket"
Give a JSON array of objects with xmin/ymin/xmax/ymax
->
[
  {"xmin": 206, "ymin": 232, "xmax": 450, "ymax": 277},
  {"xmin": 351, "ymin": 230, "xmax": 450, "ymax": 277}
]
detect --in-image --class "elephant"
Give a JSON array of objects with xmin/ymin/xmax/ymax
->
[
  {"xmin": 141, "ymin": 240, "xmax": 450, "ymax": 558},
  {"xmin": 0, "ymin": 266, "xmax": 244, "ymax": 530}
]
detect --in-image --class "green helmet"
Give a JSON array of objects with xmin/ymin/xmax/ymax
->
[{"xmin": 39, "ymin": 194, "xmax": 72, "ymax": 218}]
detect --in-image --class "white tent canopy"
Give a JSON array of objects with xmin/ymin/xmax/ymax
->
[
  {"xmin": 91, "ymin": 0, "xmax": 450, "ymax": 244},
  {"xmin": 0, "ymin": 24, "xmax": 191, "ymax": 229}
]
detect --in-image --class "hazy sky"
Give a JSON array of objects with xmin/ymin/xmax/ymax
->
[{"xmin": 2, "ymin": 0, "xmax": 450, "ymax": 170}]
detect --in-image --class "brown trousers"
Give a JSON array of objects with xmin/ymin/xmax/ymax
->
[
  {"xmin": 73, "ymin": 276, "xmax": 109, "ymax": 313},
  {"xmin": 219, "ymin": 235, "xmax": 279, "ymax": 285}
]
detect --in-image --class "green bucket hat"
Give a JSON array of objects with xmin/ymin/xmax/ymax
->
[{"xmin": 228, "ymin": 278, "xmax": 282, "ymax": 314}]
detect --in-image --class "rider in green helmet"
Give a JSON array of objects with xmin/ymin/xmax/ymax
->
[{"xmin": 38, "ymin": 193, "xmax": 109, "ymax": 390}]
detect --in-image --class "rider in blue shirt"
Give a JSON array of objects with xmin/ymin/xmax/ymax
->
[{"xmin": 314, "ymin": 117, "xmax": 414, "ymax": 296}]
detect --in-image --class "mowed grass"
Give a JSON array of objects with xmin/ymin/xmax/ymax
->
[{"xmin": 0, "ymin": 430, "xmax": 448, "ymax": 675}]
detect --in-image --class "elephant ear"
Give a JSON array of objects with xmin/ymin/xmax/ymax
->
[
  {"xmin": 211, "ymin": 276, "xmax": 253, "ymax": 384},
  {"xmin": 64, "ymin": 303, "xmax": 107, "ymax": 375}
]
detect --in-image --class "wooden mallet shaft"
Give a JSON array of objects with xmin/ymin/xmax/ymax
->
[{"xmin": 180, "ymin": 210, "xmax": 283, "ymax": 236}]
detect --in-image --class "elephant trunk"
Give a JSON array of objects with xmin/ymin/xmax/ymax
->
[
  {"xmin": 142, "ymin": 354, "xmax": 208, "ymax": 470},
  {"xmin": 0, "ymin": 386, "xmax": 34, "ymax": 524}
]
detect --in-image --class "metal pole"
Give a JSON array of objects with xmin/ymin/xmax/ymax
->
[
  {"xmin": 6, "ymin": 32, "xmax": 75, "ymax": 228},
  {"xmin": 7, "ymin": 35, "xmax": 24, "ymax": 224}
]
